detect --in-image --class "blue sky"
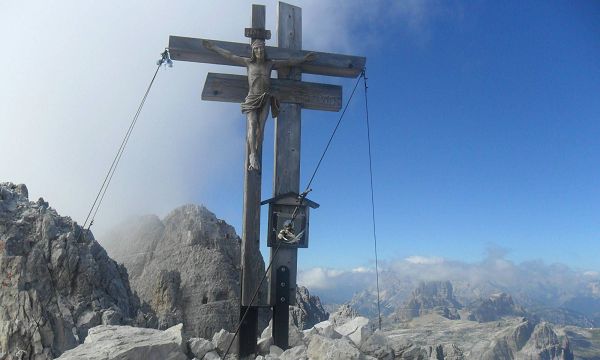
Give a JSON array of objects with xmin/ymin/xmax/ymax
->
[
  {"xmin": 294, "ymin": 1, "xmax": 600, "ymax": 271},
  {"xmin": 1, "ymin": 1, "xmax": 599, "ymax": 276}
]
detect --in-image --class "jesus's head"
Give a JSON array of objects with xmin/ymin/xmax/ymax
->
[{"xmin": 250, "ymin": 39, "xmax": 266, "ymax": 62}]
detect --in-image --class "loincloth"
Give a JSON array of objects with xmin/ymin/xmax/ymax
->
[{"xmin": 241, "ymin": 92, "xmax": 280, "ymax": 118}]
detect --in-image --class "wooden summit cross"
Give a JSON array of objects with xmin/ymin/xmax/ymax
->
[{"xmin": 168, "ymin": 2, "xmax": 365, "ymax": 356}]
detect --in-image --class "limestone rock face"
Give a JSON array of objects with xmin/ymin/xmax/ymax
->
[
  {"xmin": 396, "ymin": 281, "xmax": 462, "ymax": 321},
  {"xmin": 480, "ymin": 319, "xmax": 536, "ymax": 359},
  {"xmin": 290, "ymin": 285, "xmax": 329, "ymax": 330},
  {"xmin": 103, "ymin": 205, "xmax": 329, "ymax": 339},
  {"xmin": 56, "ymin": 324, "xmax": 187, "ymax": 360},
  {"xmin": 102, "ymin": 205, "xmax": 253, "ymax": 339},
  {"xmin": 519, "ymin": 322, "xmax": 574, "ymax": 360},
  {"xmin": 152, "ymin": 270, "xmax": 184, "ymax": 329},
  {"xmin": 435, "ymin": 343, "xmax": 466, "ymax": 359},
  {"xmin": 0, "ymin": 183, "xmax": 147, "ymax": 360},
  {"xmin": 467, "ymin": 292, "xmax": 527, "ymax": 322}
]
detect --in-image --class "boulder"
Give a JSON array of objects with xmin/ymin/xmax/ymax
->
[
  {"xmin": 280, "ymin": 344, "xmax": 308, "ymax": 360},
  {"xmin": 269, "ymin": 345, "xmax": 284, "ymax": 357},
  {"xmin": 57, "ymin": 324, "xmax": 187, "ymax": 360},
  {"xmin": 262, "ymin": 355, "xmax": 278, "ymax": 360},
  {"xmin": 188, "ymin": 337, "xmax": 215, "ymax": 359},
  {"xmin": 257, "ymin": 336, "xmax": 274, "ymax": 355},
  {"xmin": 314, "ymin": 320, "xmax": 342, "ymax": 339},
  {"xmin": 260, "ymin": 319, "xmax": 305, "ymax": 348},
  {"xmin": 334, "ymin": 316, "xmax": 372, "ymax": 347},
  {"xmin": 306, "ymin": 334, "xmax": 362, "ymax": 360},
  {"xmin": 288, "ymin": 322, "xmax": 305, "ymax": 347},
  {"xmin": 261, "ymin": 321, "xmax": 272, "ymax": 339},
  {"xmin": 212, "ymin": 329, "xmax": 236, "ymax": 355},
  {"xmin": 203, "ymin": 351, "xmax": 221, "ymax": 360},
  {"xmin": 359, "ymin": 330, "xmax": 394, "ymax": 360}
]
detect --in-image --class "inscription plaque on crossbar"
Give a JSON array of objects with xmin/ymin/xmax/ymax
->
[{"xmin": 245, "ymin": 28, "xmax": 271, "ymax": 39}]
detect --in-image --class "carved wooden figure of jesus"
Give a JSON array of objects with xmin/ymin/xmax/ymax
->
[{"xmin": 203, "ymin": 39, "xmax": 316, "ymax": 171}]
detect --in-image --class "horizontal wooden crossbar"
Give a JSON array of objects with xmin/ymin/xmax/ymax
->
[
  {"xmin": 201, "ymin": 73, "xmax": 342, "ymax": 112},
  {"xmin": 169, "ymin": 36, "xmax": 365, "ymax": 78}
]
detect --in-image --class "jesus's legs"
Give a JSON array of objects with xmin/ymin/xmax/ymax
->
[{"xmin": 246, "ymin": 102, "xmax": 271, "ymax": 171}]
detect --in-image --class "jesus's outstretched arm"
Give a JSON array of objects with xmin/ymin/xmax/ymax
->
[
  {"xmin": 202, "ymin": 40, "xmax": 248, "ymax": 66},
  {"xmin": 272, "ymin": 52, "xmax": 317, "ymax": 69}
]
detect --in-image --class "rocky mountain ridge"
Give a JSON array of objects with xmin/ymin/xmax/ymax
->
[
  {"xmin": 393, "ymin": 281, "xmax": 462, "ymax": 321},
  {"xmin": 0, "ymin": 183, "xmax": 151, "ymax": 359},
  {"xmin": 102, "ymin": 205, "xmax": 329, "ymax": 338},
  {"xmin": 101, "ymin": 205, "xmax": 250, "ymax": 338},
  {"xmin": 350, "ymin": 271, "xmax": 600, "ymax": 329},
  {"xmin": 466, "ymin": 292, "xmax": 527, "ymax": 322},
  {"xmin": 1, "ymin": 182, "xmax": 597, "ymax": 358}
]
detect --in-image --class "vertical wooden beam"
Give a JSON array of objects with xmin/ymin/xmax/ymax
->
[
  {"xmin": 238, "ymin": 4, "xmax": 266, "ymax": 357},
  {"xmin": 252, "ymin": 4, "xmax": 266, "ymax": 29},
  {"xmin": 241, "ymin": 3, "xmax": 266, "ymax": 307},
  {"xmin": 271, "ymin": 1, "xmax": 302, "ymax": 350}
]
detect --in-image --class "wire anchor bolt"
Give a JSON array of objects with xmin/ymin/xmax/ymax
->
[{"xmin": 157, "ymin": 49, "xmax": 173, "ymax": 68}]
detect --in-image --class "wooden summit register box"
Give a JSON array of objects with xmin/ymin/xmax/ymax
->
[{"xmin": 261, "ymin": 192, "xmax": 319, "ymax": 248}]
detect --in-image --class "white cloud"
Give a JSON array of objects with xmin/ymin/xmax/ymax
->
[
  {"xmin": 352, "ymin": 266, "xmax": 374, "ymax": 273},
  {"xmin": 298, "ymin": 266, "xmax": 376, "ymax": 303},
  {"xmin": 0, "ymin": 1, "xmax": 440, "ymax": 237},
  {"xmin": 300, "ymin": 247, "xmax": 600, "ymax": 307},
  {"xmin": 405, "ymin": 255, "xmax": 444, "ymax": 265},
  {"xmin": 0, "ymin": 1, "xmax": 381, "ymax": 234},
  {"xmin": 298, "ymin": 268, "xmax": 344, "ymax": 290}
]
